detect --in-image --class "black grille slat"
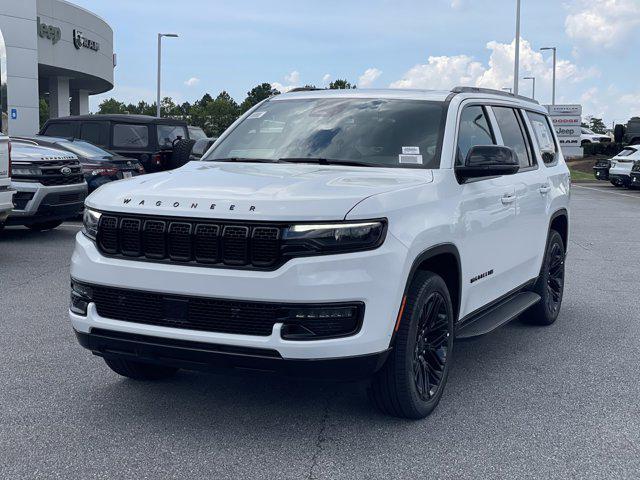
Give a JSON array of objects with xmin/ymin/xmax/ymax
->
[
  {"xmin": 96, "ymin": 214, "xmax": 283, "ymax": 269},
  {"xmin": 119, "ymin": 218, "xmax": 142, "ymax": 256},
  {"xmin": 222, "ymin": 226, "xmax": 249, "ymax": 265},
  {"xmin": 168, "ymin": 222, "xmax": 193, "ymax": 261}
]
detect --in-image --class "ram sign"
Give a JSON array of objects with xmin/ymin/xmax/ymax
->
[{"xmin": 545, "ymin": 104, "xmax": 583, "ymax": 158}]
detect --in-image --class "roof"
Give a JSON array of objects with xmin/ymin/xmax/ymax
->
[
  {"xmin": 44, "ymin": 114, "xmax": 188, "ymax": 126},
  {"xmin": 274, "ymin": 86, "xmax": 541, "ymax": 108}
]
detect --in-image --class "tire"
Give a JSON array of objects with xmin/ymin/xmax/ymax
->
[
  {"xmin": 168, "ymin": 139, "xmax": 196, "ymax": 170},
  {"xmin": 610, "ymin": 180, "xmax": 622, "ymax": 188},
  {"xmin": 104, "ymin": 357, "xmax": 178, "ymax": 380},
  {"xmin": 369, "ymin": 271, "xmax": 455, "ymax": 419},
  {"xmin": 522, "ymin": 230, "xmax": 565, "ymax": 326},
  {"xmin": 27, "ymin": 220, "xmax": 63, "ymax": 231}
]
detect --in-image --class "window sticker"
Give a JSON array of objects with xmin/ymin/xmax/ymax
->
[
  {"xmin": 248, "ymin": 111, "xmax": 267, "ymax": 119},
  {"xmin": 399, "ymin": 154, "xmax": 423, "ymax": 164},
  {"xmin": 532, "ymin": 120, "xmax": 554, "ymax": 151},
  {"xmin": 402, "ymin": 146, "xmax": 420, "ymax": 155}
]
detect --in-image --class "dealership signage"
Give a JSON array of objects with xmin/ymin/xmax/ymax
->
[
  {"xmin": 545, "ymin": 104, "xmax": 583, "ymax": 158},
  {"xmin": 37, "ymin": 17, "xmax": 61, "ymax": 45},
  {"xmin": 73, "ymin": 29, "xmax": 100, "ymax": 52},
  {"xmin": 36, "ymin": 17, "xmax": 99, "ymax": 52}
]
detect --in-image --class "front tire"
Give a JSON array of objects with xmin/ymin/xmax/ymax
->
[
  {"xmin": 104, "ymin": 357, "xmax": 178, "ymax": 380},
  {"xmin": 522, "ymin": 230, "xmax": 565, "ymax": 325},
  {"xmin": 369, "ymin": 271, "xmax": 454, "ymax": 419}
]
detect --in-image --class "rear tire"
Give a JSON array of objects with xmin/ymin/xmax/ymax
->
[
  {"xmin": 168, "ymin": 139, "xmax": 196, "ymax": 169},
  {"xmin": 522, "ymin": 230, "xmax": 565, "ymax": 326},
  {"xmin": 27, "ymin": 220, "xmax": 63, "ymax": 231},
  {"xmin": 104, "ymin": 357, "xmax": 178, "ymax": 380},
  {"xmin": 369, "ymin": 271, "xmax": 454, "ymax": 419}
]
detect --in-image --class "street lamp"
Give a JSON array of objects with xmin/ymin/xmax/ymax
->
[
  {"xmin": 540, "ymin": 46, "xmax": 557, "ymax": 105},
  {"xmin": 156, "ymin": 33, "xmax": 179, "ymax": 118},
  {"xmin": 513, "ymin": 0, "xmax": 522, "ymax": 95},
  {"xmin": 523, "ymin": 76, "xmax": 536, "ymax": 100}
]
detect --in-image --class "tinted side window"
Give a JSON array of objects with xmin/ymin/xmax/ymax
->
[
  {"xmin": 112, "ymin": 124, "xmax": 149, "ymax": 148},
  {"xmin": 493, "ymin": 107, "xmax": 533, "ymax": 168},
  {"xmin": 526, "ymin": 111, "xmax": 558, "ymax": 165},
  {"xmin": 80, "ymin": 122, "xmax": 109, "ymax": 147},
  {"xmin": 43, "ymin": 122, "xmax": 76, "ymax": 138},
  {"xmin": 456, "ymin": 105, "xmax": 495, "ymax": 165}
]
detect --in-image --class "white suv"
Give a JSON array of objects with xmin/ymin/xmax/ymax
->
[{"xmin": 70, "ymin": 87, "xmax": 570, "ymax": 419}]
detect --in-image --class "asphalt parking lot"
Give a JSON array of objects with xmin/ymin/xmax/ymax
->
[{"xmin": 1, "ymin": 183, "xmax": 639, "ymax": 479}]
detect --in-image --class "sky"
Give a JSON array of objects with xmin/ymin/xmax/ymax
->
[{"xmin": 74, "ymin": 0, "xmax": 640, "ymax": 126}]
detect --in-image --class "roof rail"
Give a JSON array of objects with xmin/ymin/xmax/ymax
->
[
  {"xmin": 451, "ymin": 86, "xmax": 539, "ymax": 105},
  {"xmin": 287, "ymin": 87, "xmax": 324, "ymax": 93}
]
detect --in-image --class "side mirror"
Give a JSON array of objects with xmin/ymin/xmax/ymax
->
[{"xmin": 456, "ymin": 145, "xmax": 519, "ymax": 182}]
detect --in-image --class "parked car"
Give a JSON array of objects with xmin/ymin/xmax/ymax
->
[
  {"xmin": 609, "ymin": 145, "xmax": 640, "ymax": 187},
  {"xmin": 614, "ymin": 117, "xmax": 640, "ymax": 145},
  {"xmin": 70, "ymin": 87, "xmax": 570, "ymax": 419},
  {"xmin": 40, "ymin": 114, "xmax": 192, "ymax": 173},
  {"xmin": 13, "ymin": 136, "xmax": 144, "ymax": 193},
  {"xmin": 592, "ymin": 158, "xmax": 611, "ymax": 181},
  {"xmin": 0, "ymin": 134, "xmax": 14, "ymax": 228},
  {"xmin": 630, "ymin": 160, "xmax": 640, "ymax": 187},
  {"xmin": 7, "ymin": 143, "xmax": 87, "ymax": 231},
  {"xmin": 187, "ymin": 126, "xmax": 208, "ymax": 140},
  {"xmin": 188, "ymin": 137, "xmax": 217, "ymax": 161},
  {"xmin": 581, "ymin": 128, "xmax": 611, "ymax": 145}
]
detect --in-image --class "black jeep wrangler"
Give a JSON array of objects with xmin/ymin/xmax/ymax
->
[{"xmin": 40, "ymin": 115, "xmax": 195, "ymax": 173}]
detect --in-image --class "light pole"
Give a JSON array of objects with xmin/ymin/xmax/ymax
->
[
  {"xmin": 513, "ymin": 0, "xmax": 521, "ymax": 95},
  {"xmin": 156, "ymin": 33, "xmax": 179, "ymax": 118},
  {"xmin": 540, "ymin": 46, "xmax": 557, "ymax": 105},
  {"xmin": 523, "ymin": 76, "xmax": 536, "ymax": 100}
]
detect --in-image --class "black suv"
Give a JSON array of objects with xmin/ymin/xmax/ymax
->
[
  {"xmin": 614, "ymin": 117, "xmax": 640, "ymax": 145},
  {"xmin": 40, "ymin": 115, "xmax": 192, "ymax": 173}
]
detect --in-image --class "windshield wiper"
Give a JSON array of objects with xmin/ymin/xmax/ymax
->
[
  {"xmin": 213, "ymin": 157, "xmax": 279, "ymax": 163},
  {"xmin": 277, "ymin": 157, "xmax": 377, "ymax": 167}
]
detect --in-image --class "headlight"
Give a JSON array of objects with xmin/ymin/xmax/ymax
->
[
  {"xmin": 11, "ymin": 166, "xmax": 41, "ymax": 176},
  {"xmin": 282, "ymin": 220, "xmax": 386, "ymax": 255},
  {"xmin": 70, "ymin": 280, "xmax": 93, "ymax": 316},
  {"xmin": 82, "ymin": 208, "xmax": 102, "ymax": 241}
]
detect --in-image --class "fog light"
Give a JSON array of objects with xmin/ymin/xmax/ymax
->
[
  {"xmin": 281, "ymin": 304, "xmax": 363, "ymax": 340},
  {"xmin": 70, "ymin": 280, "xmax": 93, "ymax": 316}
]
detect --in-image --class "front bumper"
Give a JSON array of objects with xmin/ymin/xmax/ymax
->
[
  {"xmin": 70, "ymin": 231, "xmax": 408, "ymax": 360},
  {"xmin": 631, "ymin": 172, "xmax": 640, "ymax": 186},
  {"xmin": 7, "ymin": 181, "xmax": 87, "ymax": 225},
  {"xmin": 74, "ymin": 328, "xmax": 390, "ymax": 381},
  {"xmin": 593, "ymin": 166, "xmax": 609, "ymax": 181}
]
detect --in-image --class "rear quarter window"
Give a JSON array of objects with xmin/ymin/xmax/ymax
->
[
  {"xmin": 526, "ymin": 111, "xmax": 558, "ymax": 165},
  {"xmin": 112, "ymin": 124, "xmax": 149, "ymax": 148}
]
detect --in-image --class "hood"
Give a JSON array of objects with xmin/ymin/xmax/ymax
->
[
  {"xmin": 11, "ymin": 144, "xmax": 77, "ymax": 163},
  {"xmin": 86, "ymin": 161, "xmax": 432, "ymax": 220}
]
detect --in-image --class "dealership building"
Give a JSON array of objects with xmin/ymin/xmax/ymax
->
[{"xmin": 0, "ymin": 0, "xmax": 114, "ymax": 135}]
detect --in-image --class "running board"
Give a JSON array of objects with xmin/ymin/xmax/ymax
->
[{"xmin": 456, "ymin": 291, "xmax": 541, "ymax": 339}]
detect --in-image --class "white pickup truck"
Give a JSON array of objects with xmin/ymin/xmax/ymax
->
[{"xmin": 0, "ymin": 135, "xmax": 14, "ymax": 228}]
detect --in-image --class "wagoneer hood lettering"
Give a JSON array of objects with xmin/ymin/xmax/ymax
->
[{"xmin": 86, "ymin": 161, "xmax": 432, "ymax": 220}]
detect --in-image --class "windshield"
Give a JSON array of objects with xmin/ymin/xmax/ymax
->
[
  {"xmin": 57, "ymin": 140, "xmax": 111, "ymax": 158},
  {"xmin": 157, "ymin": 125, "xmax": 188, "ymax": 147},
  {"xmin": 188, "ymin": 126, "xmax": 207, "ymax": 140},
  {"xmin": 203, "ymin": 98, "xmax": 446, "ymax": 168},
  {"xmin": 582, "ymin": 128, "xmax": 595, "ymax": 135}
]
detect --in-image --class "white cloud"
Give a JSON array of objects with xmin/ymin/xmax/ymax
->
[
  {"xmin": 565, "ymin": 0, "xmax": 640, "ymax": 49},
  {"xmin": 284, "ymin": 70, "xmax": 300, "ymax": 84},
  {"xmin": 450, "ymin": 0, "xmax": 463, "ymax": 9},
  {"xmin": 391, "ymin": 38, "xmax": 598, "ymax": 100},
  {"xmin": 358, "ymin": 68, "xmax": 382, "ymax": 88},
  {"xmin": 184, "ymin": 77, "xmax": 200, "ymax": 87},
  {"xmin": 322, "ymin": 73, "xmax": 331, "ymax": 85}
]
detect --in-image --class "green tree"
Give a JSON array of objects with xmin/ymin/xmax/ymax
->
[
  {"xmin": 589, "ymin": 117, "xmax": 607, "ymax": 134},
  {"xmin": 240, "ymin": 83, "xmax": 280, "ymax": 112},
  {"xmin": 98, "ymin": 98, "xmax": 127, "ymax": 114},
  {"xmin": 39, "ymin": 97, "xmax": 49, "ymax": 129},
  {"xmin": 328, "ymin": 79, "xmax": 356, "ymax": 89}
]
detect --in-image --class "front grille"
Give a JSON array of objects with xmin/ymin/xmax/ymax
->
[
  {"xmin": 97, "ymin": 213, "xmax": 283, "ymax": 269},
  {"xmin": 84, "ymin": 284, "xmax": 363, "ymax": 338},
  {"xmin": 12, "ymin": 159, "xmax": 84, "ymax": 186}
]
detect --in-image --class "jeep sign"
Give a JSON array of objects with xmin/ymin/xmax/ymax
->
[{"xmin": 37, "ymin": 17, "xmax": 61, "ymax": 45}]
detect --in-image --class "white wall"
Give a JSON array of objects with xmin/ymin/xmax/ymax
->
[{"xmin": 0, "ymin": 0, "xmax": 40, "ymax": 136}]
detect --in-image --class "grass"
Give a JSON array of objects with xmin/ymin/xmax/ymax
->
[{"xmin": 568, "ymin": 166, "xmax": 595, "ymax": 182}]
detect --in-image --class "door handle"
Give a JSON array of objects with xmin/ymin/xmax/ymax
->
[
  {"xmin": 501, "ymin": 193, "xmax": 516, "ymax": 205},
  {"xmin": 539, "ymin": 184, "xmax": 552, "ymax": 194}
]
